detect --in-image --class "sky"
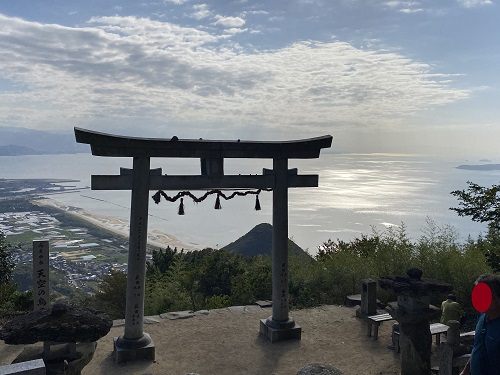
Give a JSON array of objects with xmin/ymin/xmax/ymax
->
[{"xmin": 0, "ymin": 0, "xmax": 499, "ymax": 157}]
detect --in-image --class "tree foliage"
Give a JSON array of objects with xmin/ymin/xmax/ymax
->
[
  {"xmin": 70, "ymin": 213, "xmax": 496, "ymax": 321},
  {"xmin": 146, "ymin": 246, "xmax": 180, "ymax": 276},
  {"xmin": 0, "ymin": 231, "xmax": 15, "ymax": 285},
  {"xmin": 0, "ymin": 230, "xmax": 33, "ymax": 313},
  {"xmin": 313, "ymin": 220, "xmax": 492, "ymax": 312},
  {"xmin": 85, "ymin": 270, "xmax": 128, "ymax": 319},
  {"xmin": 451, "ymin": 181, "xmax": 500, "ymax": 230},
  {"xmin": 451, "ymin": 181, "xmax": 500, "ymax": 271}
]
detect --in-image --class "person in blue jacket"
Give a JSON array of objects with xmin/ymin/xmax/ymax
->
[{"xmin": 460, "ymin": 274, "xmax": 500, "ymax": 375}]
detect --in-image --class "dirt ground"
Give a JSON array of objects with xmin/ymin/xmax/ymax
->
[{"xmin": 1, "ymin": 304, "xmax": 445, "ymax": 375}]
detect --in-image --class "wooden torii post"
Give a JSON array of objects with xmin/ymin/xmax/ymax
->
[{"xmin": 75, "ymin": 127, "xmax": 332, "ymax": 363}]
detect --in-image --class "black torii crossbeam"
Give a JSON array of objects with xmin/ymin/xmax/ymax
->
[{"xmin": 75, "ymin": 127, "xmax": 332, "ymax": 363}]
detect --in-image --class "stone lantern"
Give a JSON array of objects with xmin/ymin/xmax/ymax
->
[{"xmin": 379, "ymin": 268, "xmax": 452, "ymax": 375}]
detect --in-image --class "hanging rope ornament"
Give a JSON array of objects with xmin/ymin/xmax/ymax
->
[
  {"xmin": 178, "ymin": 197, "xmax": 185, "ymax": 215},
  {"xmin": 152, "ymin": 188, "xmax": 271, "ymax": 215},
  {"xmin": 214, "ymin": 193, "xmax": 222, "ymax": 210}
]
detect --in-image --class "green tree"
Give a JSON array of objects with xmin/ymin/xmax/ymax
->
[
  {"xmin": 474, "ymin": 230, "xmax": 500, "ymax": 273},
  {"xmin": 196, "ymin": 248, "xmax": 246, "ymax": 298},
  {"xmin": 90, "ymin": 270, "xmax": 127, "ymax": 319},
  {"xmin": 229, "ymin": 255, "xmax": 273, "ymax": 306},
  {"xmin": 145, "ymin": 277, "xmax": 192, "ymax": 314},
  {"xmin": 451, "ymin": 181, "xmax": 500, "ymax": 230},
  {"xmin": 0, "ymin": 230, "xmax": 33, "ymax": 313},
  {"xmin": 146, "ymin": 246, "xmax": 180, "ymax": 277},
  {"xmin": 451, "ymin": 181, "xmax": 500, "ymax": 271},
  {"xmin": 0, "ymin": 231, "xmax": 16, "ymax": 312},
  {"xmin": 0, "ymin": 231, "xmax": 15, "ymax": 285}
]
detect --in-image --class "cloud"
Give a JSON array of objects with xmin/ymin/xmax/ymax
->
[
  {"xmin": 399, "ymin": 7, "xmax": 424, "ymax": 13},
  {"xmin": 268, "ymin": 16, "xmax": 285, "ymax": 22},
  {"xmin": 164, "ymin": 0, "xmax": 190, "ymax": 4},
  {"xmin": 0, "ymin": 14, "xmax": 470, "ymax": 136},
  {"xmin": 241, "ymin": 10, "xmax": 268, "ymax": 17},
  {"xmin": 191, "ymin": 4, "xmax": 212, "ymax": 20},
  {"xmin": 224, "ymin": 28, "xmax": 248, "ymax": 35},
  {"xmin": 385, "ymin": 1, "xmax": 420, "ymax": 6},
  {"xmin": 384, "ymin": 1, "xmax": 424, "ymax": 13},
  {"xmin": 214, "ymin": 16, "xmax": 246, "ymax": 28},
  {"xmin": 458, "ymin": 0, "xmax": 493, "ymax": 7}
]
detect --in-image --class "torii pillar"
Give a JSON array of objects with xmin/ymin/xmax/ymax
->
[
  {"xmin": 75, "ymin": 127, "xmax": 332, "ymax": 361},
  {"xmin": 114, "ymin": 156, "xmax": 155, "ymax": 362},
  {"xmin": 259, "ymin": 157, "xmax": 301, "ymax": 341}
]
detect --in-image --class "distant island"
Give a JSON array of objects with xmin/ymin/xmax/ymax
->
[{"xmin": 456, "ymin": 164, "xmax": 500, "ymax": 171}]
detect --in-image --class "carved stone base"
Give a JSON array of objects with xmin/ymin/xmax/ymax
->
[
  {"xmin": 259, "ymin": 318, "xmax": 301, "ymax": 343},
  {"xmin": 113, "ymin": 333, "xmax": 155, "ymax": 364}
]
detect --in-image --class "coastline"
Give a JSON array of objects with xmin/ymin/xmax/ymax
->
[{"xmin": 32, "ymin": 198, "xmax": 199, "ymax": 251}]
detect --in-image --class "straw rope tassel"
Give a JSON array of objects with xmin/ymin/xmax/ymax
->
[
  {"xmin": 215, "ymin": 194, "xmax": 222, "ymax": 209},
  {"xmin": 255, "ymin": 194, "xmax": 261, "ymax": 211},
  {"xmin": 178, "ymin": 197, "xmax": 185, "ymax": 215}
]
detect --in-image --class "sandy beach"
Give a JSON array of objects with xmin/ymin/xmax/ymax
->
[
  {"xmin": 0, "ymin": 304, "xmax": 416, "ymax": 375},
  {"xmin": 32, "ymin": 198, "xmax": 199, "ymax": 251}
]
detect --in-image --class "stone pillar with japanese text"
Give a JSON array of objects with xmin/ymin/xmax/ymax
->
[
  {"xmin": 113, "ymin": 157, "xmax": 155, "ymax": 363},
  {"xmin": 32, "ymin": 240, "xmax": 50, "ymax": 311},
  {"xmin": 259, "ymin": 158, "xmax": 302, "ymax": 342}
]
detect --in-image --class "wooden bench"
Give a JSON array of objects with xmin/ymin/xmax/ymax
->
[
  {"xmin": 367, "ymin": 315, "xmax": 456, "ymax": 344},
  {"xmin": 367, "ymin": 313, "xmax": 394, "ymax": 340},
  {"xmin": 391, "ymin": 322, "xmax": 451, "ymax": 353},
  {"xmin": 430, "ymin": 323, "xmax": 450, "ymax": 345},
  {"xmin": 0, "ymin": 359, "xmax": 45, "ymax": 375},
  {"xmin": 460, "ymin": 331, "xmax": 475, "ymax": 339}
]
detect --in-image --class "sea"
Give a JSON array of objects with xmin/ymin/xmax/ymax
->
[{"xmin": 1, "ymin": 152, "xmax": 499, "ymax": 255}]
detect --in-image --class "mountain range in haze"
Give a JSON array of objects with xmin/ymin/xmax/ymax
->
[{"xmin": 0, "ymin": 126, "xmax": 88, "ymax": 155}]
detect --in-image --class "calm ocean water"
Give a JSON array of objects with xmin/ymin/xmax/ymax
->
[{"xmin": 1, "ymin": 152, "xmax": 499, "ymax": 254}]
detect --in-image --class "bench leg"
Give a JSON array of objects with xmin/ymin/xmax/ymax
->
[
  {"xmin": 367, "ymin": 322, "xmax": 372, "ymax": 337},
  {"xmin": 436, "ymin": 334, "xmax": 441, "ymax": 346},
  {"xmin": 373, "ymin": 323, "xmax": 380, "ymax": 340},
  {"xmin": 393, "ymin": 330, "xmax": 400, "ymax": 353}
]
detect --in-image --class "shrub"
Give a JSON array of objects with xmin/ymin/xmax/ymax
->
[
  {"xmin": 145, "ymin": 278, "xmax": 192, "ymax": 314},
  {"xmin": 205, "ymin": 295, "xmax": 230, "ymax": 309}
]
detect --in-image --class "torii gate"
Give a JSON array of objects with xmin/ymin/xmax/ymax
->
[{"xmin": 75, "ymin": 127, "xmax": 332, "ymax": 363}]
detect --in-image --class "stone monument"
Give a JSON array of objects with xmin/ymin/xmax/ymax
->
[
  {"xmin": 32, "ymin": 240, "xmax": 49, "ymax": 311},
  {"xmin": 379, "ymin": 268, "xmax": 452, "ymax": 375},
  {"xmin": 361, "ymin": 278, "xmax": 377, "ymax": 316}
]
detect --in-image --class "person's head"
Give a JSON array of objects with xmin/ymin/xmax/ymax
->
[
  {"xmin": 476, "ymin": 274, "xmax": 500, "ymax": 319},
  {"xmin": 447, "ymin": 294, "xmax": 456, "ymax": 302}
]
